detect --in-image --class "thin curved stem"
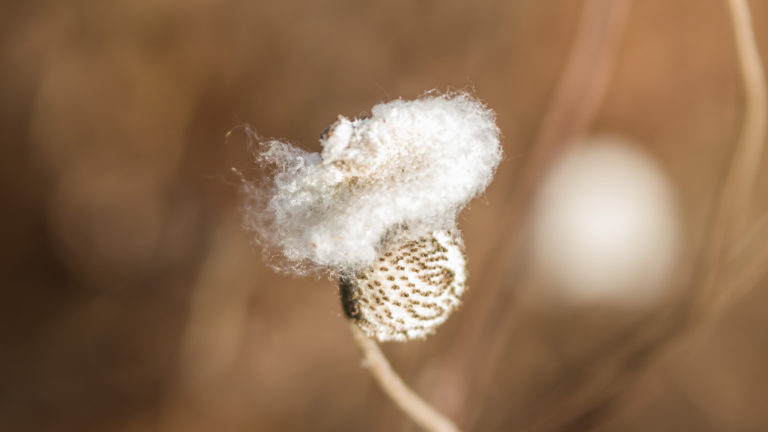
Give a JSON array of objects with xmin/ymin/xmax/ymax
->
[
  {"xmin": 348, "ymin": 322, "xmax": 460, "ymax": 432},
  {"xmin": 724, "ymin": 0, "xmax": 767, "ymax": 232},
  {"xmin": 525, "ymin": 2, "xmax": 768, "ymax": 428},
  {"xmin": 694, "ymin": 0, "xmax": 767, "ymax": 315},
  {"xmin": 430, "ymin": 1, "xmax": 635, "ymax": 425}
]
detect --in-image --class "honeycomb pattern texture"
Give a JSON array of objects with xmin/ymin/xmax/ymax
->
[{"xmin": 340, "ymin": 230, "xmax": 466, "ymax": 342}]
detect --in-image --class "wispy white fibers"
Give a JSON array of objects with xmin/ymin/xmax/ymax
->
[{"xmin": 243, "ymin": 92, "xmax": 502, "ymax": 275}]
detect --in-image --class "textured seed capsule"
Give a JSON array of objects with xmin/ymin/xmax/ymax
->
[{"xmin": 339, "ymin": 230, "xmax": 467, "ymax": 342}]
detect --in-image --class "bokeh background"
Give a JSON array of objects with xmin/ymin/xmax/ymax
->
[{"xmin": 2, "ymin": 0, "xmax": 768, "ymax": 430}]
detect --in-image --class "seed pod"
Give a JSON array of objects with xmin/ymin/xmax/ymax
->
[{"xmin": 339, "ymin": 230, "xmax": 467, "ymax": 342}]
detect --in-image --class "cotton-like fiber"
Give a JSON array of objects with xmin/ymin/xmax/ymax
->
[{"xmin": 243, "ymin": 92, "xmax": 501, "ymax": 275}]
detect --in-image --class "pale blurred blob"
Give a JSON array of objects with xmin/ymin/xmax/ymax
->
[{"xmin": 531, "ymin": 137, "xmax": 680, "ymax": 307}]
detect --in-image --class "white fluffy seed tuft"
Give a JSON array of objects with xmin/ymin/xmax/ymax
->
[{"xmin": 243, "ymin": 92, "xmax": 502, "ymax": 275}]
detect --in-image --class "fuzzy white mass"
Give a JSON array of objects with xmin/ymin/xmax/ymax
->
[{"xmin": 244, "ymin": 92, "xmax": 501, "ymax": 274}]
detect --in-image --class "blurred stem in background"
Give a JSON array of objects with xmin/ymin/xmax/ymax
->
[
  {"xmin": 695, "ymin": 0, "xmax": 767, "ymax": 316},
  {"xmin": 423, "ymin": 0, "xmax": 767, "ymax": 430},
  {"xmin": 420, "ymin": 0, "xmax": 635, "ymax": 427},
  {"xmin": 521, "ymin": 0, "xmax": 768, "ymax": 429}
]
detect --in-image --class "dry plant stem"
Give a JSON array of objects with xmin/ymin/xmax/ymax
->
[
  {"xmin": 450, "ymin": 0, "xmax": 634, "ymax": 426},
  {"xmin": 526, "ymin": 225, "xmax": 768, "ymax": 431},
  {"xmin": 348, "ymin": 322, "xmax": 460, "ymax": 432},
  {"xmin": 724, "ymin": 0, "xmax": 767, "ymax": 232},
  {"xmin": 524, "ymin": 1, "xmax": 768, "ymax": 428},
  {"xmin": 517, "ymin": 0, "xmax": 634, "ymax": 193},
  {"xmin": 488, "ymin": 0, "xmax": 634, "ymax": 279},
  {"xmin": 440, "ymin": 0, "xmax": 635, "ymax": 401},
  {"xmin": 482, "ymin": 0, "xmax": 635, "ymax": 338},
  {"xmin": 694, "ymin": 0, "xmax": 767, "ymax": 315},
  {"xmin": 722, "ymin": 217, "xmax": 768, "ymax": 305}
]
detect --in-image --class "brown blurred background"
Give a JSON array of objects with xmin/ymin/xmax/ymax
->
[{"xmin": 2, "ymin": 0, "xmax": 768, "ymax": 431}]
